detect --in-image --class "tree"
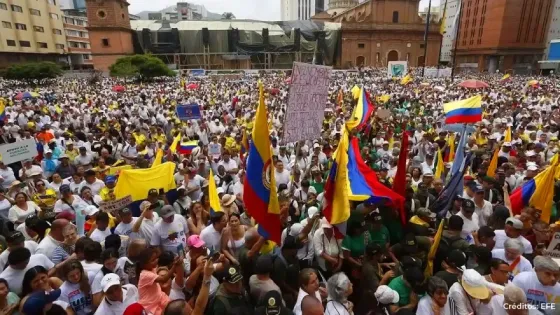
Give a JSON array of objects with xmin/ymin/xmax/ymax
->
[
  {"xmin": 109, "ymin": 54, "xmax": 174, "ymax": 80},
  {"xmin": 221, "ymin": 12, "xmax": 235, "ymax": 19},
  {"xmin": 4, "ymin": 62, "xmax": 62, "ymax": 81}
]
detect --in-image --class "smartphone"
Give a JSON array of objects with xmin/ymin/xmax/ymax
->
[{"xmin": 209, "ymin": 249, "xmax": 220, "ymax": 262}]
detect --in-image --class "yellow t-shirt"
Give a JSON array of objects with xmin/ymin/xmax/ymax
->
[{"xmin": 33, "ymin": 189, "xmax": 57, "ymax": 210}]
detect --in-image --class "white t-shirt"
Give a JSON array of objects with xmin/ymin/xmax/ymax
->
[
  {"xmin": 93, "ymin": 285, "xmax": 139, "ymax": 315},
  {"xmin": 493, "ymin": 230, "xmax": 533, "ymax": 254},
  {"xmin": 417, "ymin": 295, "xmax": 451, "ymax": 315},
  {"xmin": 325, "ymin": 300, "xmax": 351, "ymax": 315},
  {"xmin": 54, "ymin": 195, "xmax": 88, "ymax": 214},
  {"xmin": 513, "ymin": 271, "xmax": 560, "ymax": 314},
  {"xmin": 35, "ymin": 235, "xmax": 61, "ymax": 261},
  {"xmin": 90, "ymin": 228, "xmax": 112, "ymax": 243},
  {"xmin": 0, "ymin": 241, "xmax": 38, "ymax": 270},
  {"xmin": 0, "ymin": 254, "xmax": 54, "ymax": 295},
  {"xmin": 150, "ymin": 215, "xmax": 188, "ymax": 254},
  {"xmin": 58, "ymin": 281, "xmax": 94, "ymax": 315},
  {"xmin": 457, "ymin": 211, "xmax": 480, "ymax": 241},
  {"xmin": 91, "ymin": 257, "xmax": 130, "ymax": 295},
  {"xmin": 114, "ymin": 218, "xmax": 139, "ymax": 237},
  {"xmin": 293, "ymin": 288, "xmax": 321, "ymax": 315},
  {"xmin": 79, "ymin": 180, "xmax": 105, "ymax": 196},
  {"xmin": 474, "ymin": 200, "xmax": 493, "ymax": 227},
  {"xmin": 200, "ymin": 224, "xmax": 222, "ymax": 252},
  {"xmin": 491, "ymin": 249, "xmax": 533, "ymax": 281},
  {"xmin": 136, "ymin": 213, "xmax": 160, "ymax": 241}
]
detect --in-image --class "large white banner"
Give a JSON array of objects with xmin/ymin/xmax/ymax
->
[
  {"xmin": 388, "ymin": 61, "xmax": 408, "ymax": 78},
  {"xmin": 424, "ymin": 68, "xmax": 452, "ymax": 78},
  {"xmin": 0, "ymin": 139, "xmax": 38, "ymax": 164},
  {"xmin": 283, "ymin": 62, "xmax": 332, "ymax": 143}
]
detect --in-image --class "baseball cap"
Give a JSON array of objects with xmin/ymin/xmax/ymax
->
[
  {"xmin": 446, "ymin": 249, "xmax": 467, "ymax": 267},
  {"xmin": 160, "ymin": 205, "xmax": 175, "ymax": 219},
  {"xmin": 503, "ymin": 142, "xmax": 512, "ymax": 147},
  {"xmin": 461, "ymin": 269, "xmax": 490, "ymax": 300},
  {"xmin": 6, "ymin": 231, "xmax": 24, "ymax": 244},
  {"xmin": 506, "ymin": 217, "xmax": 524, "ymax": 230},
  {"xmin": 307, "ymin": 206, "xmax": 319, "ymax": 219},
  {"xmin": 223, "ymin": 265, "xmax": 243, "ymax": 284},
  {"xmin": 123, "ymin": 303, "xmax": 148, "ymax": 315},
  {"xmin": 402, "ymin": 234, "xmax": 418, "ymax": 254},
  {"xmin": 101, "ymin": 273, "xmax": 121, "ymax": 293},
  {"xmin": 148, "ymin": 188, "xmax": 158, "ymax": 196},
  {"xmin": 22, "ymin": 289, "xmax": 62, "ymax": 314},
  {"xmin": 260, "ymin": 290, "xmax": 283, "ymax": 315},
  {"xmin": 187, "ymin": 235, "xmax": 205, "ymax": 248},
  {"xmin": 59, "ymin": 184, "xmax": 71, "ymax": 194},
  {"xmin": 374, "ymin": 285, "xmax": 400, "ymax": 304},
  {"xmin": 365, "ymin": 243, "xmax": 383, "ymax": 256},
  {"xmin": 119, "ymin": 207, "xmax": 131, "ymax": 215},
  {"xmin": 462, "ymin": 199, "xmax": 475, "ymax": 210},
  {"xmin": 105, "ymin": 175, "xmax": 117, "ymax": 184}
]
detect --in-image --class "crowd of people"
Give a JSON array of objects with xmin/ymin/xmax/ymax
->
[{"xmin": 0, "ymin": 68, "xmax": 557, "ymax": 315}]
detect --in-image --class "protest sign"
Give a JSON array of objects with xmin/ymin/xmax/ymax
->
[
  {"xmin": 283, "ymin": 62, "xmax": 332, "ymax": 143},
  {"xmin": 176, "ymin": 104, "xmax": 202, "ymax": 120},
  {"xmin": 188, "ymin": 69, "xmax": 206, "ymax": 76},
  {"xmin": 100, "ymin": 195, "xmax": 133, "ymax": 214},
  {"xmin": 0, "ymin": 139, "xmax": 38, "ymax": 164},
  {"xmin": 388, "ymin": 61, "xmax": 408, "ymax": 78},
  {"xmin": 543, "ymin": 232, "xmax": 560, "ymax": 258}
]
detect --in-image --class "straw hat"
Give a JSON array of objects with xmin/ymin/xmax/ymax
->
[{"xmin": 461, "ymin": 269, "xmax": 491, "ymax": 300}]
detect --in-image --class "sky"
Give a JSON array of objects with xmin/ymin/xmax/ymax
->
[{"xmin": 129, "ymin": 0, "xmax": 441, "ymax": 20}]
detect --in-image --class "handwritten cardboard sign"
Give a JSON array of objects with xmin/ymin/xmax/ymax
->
[
  {"xmin": 283, "ymin": 62, "xmax": 332, "ymax": 143},
  {"xmin": 100, "ymin": 195, "xmax": 133, "ymax": 214}
]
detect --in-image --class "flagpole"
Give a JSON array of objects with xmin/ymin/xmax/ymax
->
[
  {"xmin": 437, "ymin": 0, "xmax": 449, "ymax": 70},
  {"xmin": 451, "ymin": 0, "xmax": 463, "ymax": 80},
  {"xmin": 422, "ymin": 0, "xmax": 432, "ymax": 77}
]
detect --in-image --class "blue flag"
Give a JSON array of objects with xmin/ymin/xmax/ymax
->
[{"xmin": 434, "ymin": 153, "xmax": 473, "ymax": 217}]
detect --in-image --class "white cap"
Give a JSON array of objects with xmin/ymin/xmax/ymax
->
[
  {"xmin": 307, "ymin": 186, "xmax": 317, "ymax": 195},
  {"xmin": 374, "ymin": 285, "xmax": 400, "ymax": 304},
  {"xmin": 313, "ymin": 143, "xmax": 321, "ymax": 149},
  {"xmin": 503, "ymin": 142, "xmax": 512, "ymax": 147},
  {"xmin": 307, "ymin": 206, "xmax": 319, "ymax": 219},
  {"xmin": 101, "ymin": 273, "xmax": 121, "ymax": 293},
  {"xmin": 383, "ymin": 140, "xmax": 389, "ymax": 145},
  {"xmin": 83, "ymin": 205, "xmax": 100, "ymax": 216},
  {"xmin": 526, "ymin": 151, "xmax": 536, "ymax": 157}
]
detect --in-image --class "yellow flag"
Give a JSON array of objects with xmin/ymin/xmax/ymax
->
[
  {"xmin": 55, "ymin": 105, "xmax": 62, "ymax": 114},
  {"xmin": 208, "ymin": 169, "xmax": 222, "ymax": 214},
  {"xmin": 530, "ymin": 154, "xmax": 559, "ymax": 223},
  {"xmin": 425, "ymin": 220, "xmax": 444, "ymax": 278},
  {"xmin": 504, "ymin": 127, "xmax": 512, "ymax": 142},
  {"xmin": 151, "ymin": 148, "xmax": 163, "ymax": 168},
  {"xmin": 439, "ymin": 5, "xmax": 446, "ymax": 35},
  {"xmin": 435, "ymin": 149, "xmax": 445, "ymax": 179},
  {"xmin": 170, "ymin": 133, "xmax": 181, "ymax": 153},
  {"xmin": 487, "ymin": 148, "xmax": 500, "ymax": 177},
  {"xmin": 351, "ymin": 85, "xmax": 361, "ymax": 99},
  {"xmin": 400, "ymin": 74, "xmax": 413, "ymax": 85},
  {"xmin": 114, "ymin": 162, "xmax": 176, "ymax": 201},
  {"xmin": 448, "ymin": 134, "xmax": 456, "ymax": 162}
]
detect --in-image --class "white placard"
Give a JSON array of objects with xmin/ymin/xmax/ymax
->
[
  {"xmin": 283, "ymin": 62, "xmax": 332, "ymax": 143},
  {"xmin": 0, "ymin": 139, "xmax": 38, "ymax": 164},
  {"xmin": 388, "ymin": 61, "xmax": 408, "ymax": 78},
  {"xmin": 100, "ymin": 195, "xmax": 133, "ymax": 214}
]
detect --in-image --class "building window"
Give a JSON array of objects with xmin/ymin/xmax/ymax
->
[
  {"xmin": 50, "ymin": 13, "xmax": 59, "ymax": 19},
  {"xmin": 34, "ymin": 26, "xmax": 44, "ymax": 32},
  {"xmin": 392, "ymin": 11, "xmax": 399, "ymax": 23},
  {"xmin": 2, "ymin": 21, "xmax": 11, "ymax": 28},
  {"xmin": 420, "ymin": 44, "xmax": 425, "ymax": 48},
  {"xmin": 19, "ymin": 40, "xmax": 31, "ymax": 47},
  {"xmin": 0, "ymin": 3, "xmax": 6, "ymax": 10},
  {"xmin": 47, "ymin": 0, "xmax": 56, "ymax": 5},
  {"xmin": 6, "ymin": 39, "xmax": 15, "ymax": 46},
  {"xmin": 11, "ymin": 5, "xmax": 22, "ymax": 12},
  {"xmin": 83, "ymin": 54, "xmax": 91, "ymax": 60},
  {"xmin": 76, "ymin": 19, "xmax": 85, "ymax": 26},
  {"xmin": 53, "ymin": 28, "xmax": 62, "ymax": 35},
  {"xmin": 97, "ymin": 10, "xmax": 106, "ymax": 19},
  {"xmin": 376, "ymin": 52, "xmax": 380, "ymax": 63},
  {"xmin": 66, "ymin": 30, "xmax": 79, "ymax": 36},
  {"xmin": 37, "ymin": 42, "xmax": 47, "ymax": 48},
  {"xmin": 55, "ymin": 43, "xmax": 64, "ymax": 49},
  {"xmin": 29, "ymin": 8, "xmax": 40, "ymax": 16},
  {"xmin": 79, "ymin": 42, "xmax": 88, "ymax": 48},
  {"xmin": 15, "ymin": 23, "xmax": 27, "ymax": 30},
  {"xmin": 102, "ymin": 38, "xmax": 109, "ymax": 47},
  {"xmin": 69, "ymin": 41, "xmax": 79, "ymax": 48},
  {"xmin": 358, "ymin": 43, "xmax": 365, "ymax": 49}
]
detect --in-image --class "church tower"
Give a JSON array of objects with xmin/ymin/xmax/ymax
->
[
  {"xmin": 86, "ymin": 0, "xmax": 134, "ymax": 71},
  {"xmin": 327, "ymin": 0, "xmax": 359, "ymax": 15}
]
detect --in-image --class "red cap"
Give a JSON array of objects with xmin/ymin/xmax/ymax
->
[{"xmin": 123, "ymin": 303, "xmax": 146, "ymax": 315}]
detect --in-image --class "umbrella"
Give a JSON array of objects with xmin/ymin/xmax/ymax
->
[
  {"xmin": 112, "ymin": 85, "xmax": 125, "ymax": 92},
  {"xmin": 187, "ymin": 83, "xmax": 199, "ymax": 90},
  {"xmin": 458, "ymin": 80, "xmax": 489, "ymax": 89},
  {"xmin": 15, "ymin": 92, "xmax": 39, "ymax": 100}
]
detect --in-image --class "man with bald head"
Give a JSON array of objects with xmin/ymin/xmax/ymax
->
[
  {"xmin": 238, "ymin": 227, "xmax": 265, "ymax": 289},
  {"xmin": 35, "ymin": 219, "xmax": 69, "ymax": 261},
  {"xmin": 301, "ymin": 295, "xmax": 324, "ymax": 315}
]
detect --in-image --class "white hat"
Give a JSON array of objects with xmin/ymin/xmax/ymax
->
[
  {"xmin": 481, "ymin": 128, "xmax": 489, "ymax": 134},
  {"xmin": 461, "ymin": 269, "xmax": 490, "ymax": 300},
  {"xmin": 83, "ymin": 205, "xmax": 100, "ymax": 216},
  {"xmin": 503, "ymin": 142, "xmax": 512, "ymax": 147},
  {"xmin": 313, "ymin": 143, "xmax": 321, "ymax": 149},
  {"xmin": 374, "ymin": 285, "xmax": 400, "ymax": 304},
  {"xmin": 383, "ymin": 140, "xmax": 389, "ymax": 145},
  {"xmin": 101, "ymin": 273, "xmax": 121, "ymax": 293},
  {"xmin": 216, "ymin": 187, "xmax": 225, "ymax": 194},
  {"xmin": 307, "ymin": 206, "xmax": 319, "ymax": 219},
  {"xmin": 221, "ymin": 194, "xmax": 236, "ymax": 206},
  {"xmin": 526, "ymin": 151, "xmax": 536, "ymax": 157},
  {"xmin": 307, "ymin": 186, "xmax": 317, "ymax": 195}
]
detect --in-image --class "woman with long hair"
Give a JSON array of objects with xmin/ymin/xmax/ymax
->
[
  {"xmin": 220, "ymin": 212, "xmax": 247, "ymax": 265},
  {"xmin": 136, "ymin": 247, "xmax": 181, "ymax": 315},
  {"xmin": 91, "ymin": 248, "xmax": 128, "ymax": 307},
  {"xmin": 8, "ymin": 192, "xmax": 41, "ymax": 227},
  {"xmin": 20, "ymin": 266, "xmax": 66, "ymax": 313},
  {"xmin": 187, "ymin": 201, "xmax": 209, "ymax": 235},
  {"xmin": 59, "ymin": 260, "xmax": 93, "ymax": 315}
]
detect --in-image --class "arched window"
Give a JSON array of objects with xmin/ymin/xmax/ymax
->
[{"xmin": 392, "ymin": 11, "xmax": 399, "ymax": 23}]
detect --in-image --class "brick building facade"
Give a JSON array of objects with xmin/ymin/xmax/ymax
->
[
  {"xmin": 85, "ymin": 0, "xmax": 134, "ymax": 71},
  {"xmin": 455, "ymin": 0, "xmax": 553, "ymax": 73},
  {"xmin": 315, "ymin": 0, "xmax": 442, "ymax": 68}
]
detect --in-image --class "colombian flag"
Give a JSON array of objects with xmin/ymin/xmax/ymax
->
[
  {"xmin": 243, "ymin": 81, "xmax": 281, "ymax": 243},
  {"xmin": 208, "ymin": 169, "xmax": 222, "ymax": 215},
  {"xmin": 346, "ymin": 87, "xmax": 374, "ymax": 131},
  {"xmin": 0, "ymin": 99, "xmax": 5, "ymax": 122},
  {"xmin": 510, "ymin": 155, "xmax": 558, "ymax": 222},
  {"xmin": 170, "ymin": 133, "xmax": 181, "ymax": 153},
  {"xmin": 443, "ymin": 95, "xmax": 482, "ymax": 124},
  {"xmin": 178, "ymin": 140, "xmax": 198, "ymax": 155},
  {"xmin": 500, "ymin": 74, "xmax": 511, "ymax": 83}
]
